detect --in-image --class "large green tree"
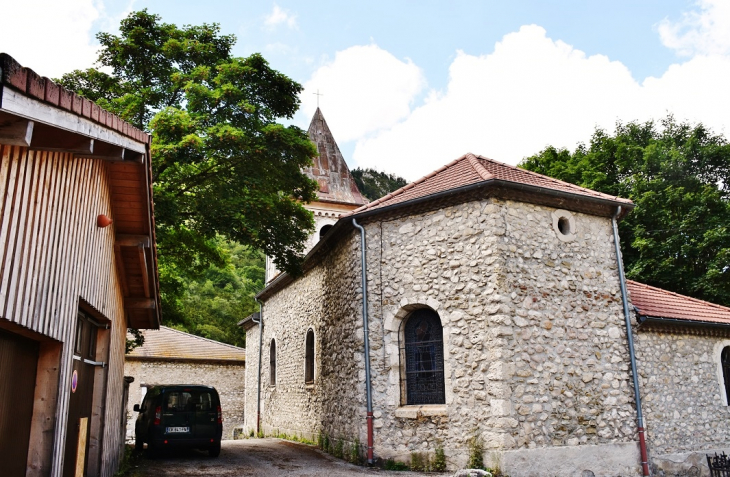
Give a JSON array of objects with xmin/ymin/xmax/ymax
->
[
  {"xmin": 58, "ymin": 10, "xmax": 317, "ymax": 331},
  {"xmin": 520, "ymin": 116, "xmax": 730, "ymax": 307}
]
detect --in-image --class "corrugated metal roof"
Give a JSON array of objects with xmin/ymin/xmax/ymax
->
[
  {"xmin": 126, "ymin": 326, "xmax": 246, "ymax": 362},
  {"xmin": 628, "ymin": 280, "xmax": 730, "ymax": 325},
  {"xmin": 349, "ymin": 153, "xmax": 632, "ymax": 215}
]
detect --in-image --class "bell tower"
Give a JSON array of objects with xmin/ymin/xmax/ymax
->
[{"xmin": 265, "ymin": 108, "xmax": 367, "ymax": 282}]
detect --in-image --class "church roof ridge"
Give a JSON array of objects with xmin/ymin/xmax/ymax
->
[{"xmin": 347, "ymin": 152, "xmax": 632, "ymax": 217}]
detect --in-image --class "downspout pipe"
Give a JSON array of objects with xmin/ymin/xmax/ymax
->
[
  {"xmin": 352, "ymin": 218, "xmax": 374, "ymax": 464},
  {"xmin": 253, "ymin": 299, "xmax": 263, "ymax": 436},
  {"xmin": 612, "ymin": 206, "xmax": 650, "ymax": 477}
]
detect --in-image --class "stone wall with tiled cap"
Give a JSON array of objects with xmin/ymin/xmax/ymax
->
[{"xmin": 0, "ymin": 53, "xmax": 149, "ymax": 143}]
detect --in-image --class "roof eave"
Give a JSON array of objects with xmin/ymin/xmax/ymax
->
[{"xmin": 637, "ymin": 314, "xmax": 730, "ymax": 330}]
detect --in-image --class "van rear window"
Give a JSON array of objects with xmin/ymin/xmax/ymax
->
[{"xmin": 164, "ymin": 390, "xmax": 215, "ymax": 412}]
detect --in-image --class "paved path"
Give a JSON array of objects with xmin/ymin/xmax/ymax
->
[{"xmin": 129, "ymin": 438, "xmax": 451, "ymax": 476}]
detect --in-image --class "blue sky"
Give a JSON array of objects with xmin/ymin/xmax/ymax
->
[{"xmin": 3, "ymin": 1, "xmax": 729, "ymax": 179}]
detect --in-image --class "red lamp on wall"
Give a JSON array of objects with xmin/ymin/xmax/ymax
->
[{"xmin": 97, "ymin": 214, "xmax": 113, "ymax": 228}]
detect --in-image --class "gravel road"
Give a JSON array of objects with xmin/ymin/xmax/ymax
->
[{"xmin": 128, "ymin": 438, "xmax": 451, "ymax": 476}]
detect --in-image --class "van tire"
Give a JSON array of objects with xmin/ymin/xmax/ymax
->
[
  {"xmin": 135, "ymin": 437, "xmax": 144, "ymax": 451},
  {"xmin": 209, "ymin": 442, "xmax": 221, "ymax": 457}
]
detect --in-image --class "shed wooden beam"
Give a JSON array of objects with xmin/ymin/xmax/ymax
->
[
  {"xmin": 81, "ymin": 141, "xmax": 124, "ymax": 161},
  {"xmin": 138, "ymin": 244, "xmax": 150, "ymax": 298},
  {"xmin": 114, "ymin": 244, "xmax": 129, "ymax": 297},
  {"xmin": 0, "ymin": 116, "xmax": 34, "ymax": 146},
  {"xmin": 125, "ymin": 298, "xmax": 155, "ymax": 310},
  {"xmin": 30, "ymin": 124, "xmax": 93, "ymax": 154},
  {"xmin": 116, "ymin": 234, "xmax": 150, "ymax": 248}
]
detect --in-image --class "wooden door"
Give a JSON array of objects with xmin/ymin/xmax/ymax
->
[
  {"xmin": 63, "ymin": 313, "xmax": 98, "ymax": 477},
  {"xmin": 0, "ymin": 328, "xmax": 39, "ymax": 477}
]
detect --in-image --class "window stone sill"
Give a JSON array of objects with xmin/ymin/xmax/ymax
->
[{"xmin": 394, "ymin": 404, "xmax": 447, "ymax": 419}]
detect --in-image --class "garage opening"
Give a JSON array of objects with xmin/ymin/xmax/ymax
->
[{"xmin": 0, "ymin": 328, "xmax": 39, "ymax": 477}]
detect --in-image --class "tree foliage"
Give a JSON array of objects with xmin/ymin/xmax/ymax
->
[
  {"xmin": 169, "ymin": 240, "xmax": 263, "ymax": 347},
  {"xmin": 351, "ymin": 168, "xmax": 408, "ymax": 201},
  {"xmin": 57, "ymin": 10, "xmax": 317, "ymax": 336},
  {"xmin": 520, "ymin": 116, "xmax": 730, "ymax": 307}
]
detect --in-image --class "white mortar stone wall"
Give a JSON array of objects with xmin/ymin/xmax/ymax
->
[
  {"xmin": 246, "ymin": 231, "xmax": 367, "ymax": 445},
  {"xmin": 124, "ymin": 359, "xmax": 246, "ymax": 440},
  {"xmin": 373, "ymin": 199, "xmax": 640, "ymax": 475},
  {"xmin": 635, "ymin": 330, "xmax": 730, "ymax": 475},
  {"xmin": 250, "ymin": 197, "xmax": 643, "ymax": 475}
]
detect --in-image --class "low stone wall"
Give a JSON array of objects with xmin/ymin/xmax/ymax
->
[
  {"xmin": 124, "ymin": 359, "xmax": 246, "ymax": 440},
  {"xmin": 635, "ymin": 329, "xmax": 730, "ymax": 475}
]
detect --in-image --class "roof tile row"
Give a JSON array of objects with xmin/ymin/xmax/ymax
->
[{"xmin": 0, "ymin": 53, "xmax": 148, "ymax": 143}]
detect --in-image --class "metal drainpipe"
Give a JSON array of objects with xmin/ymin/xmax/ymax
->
[
  {"xmin": 253, "ymin": 298, "xmax": 263, "ymax": 436},
  {"xmin": 612, "ymin": 206, "xmax": 650, "ymax": 476},
  {"xmin": 352, "ymin": 218, "xmax": 374, "ymax": 464}
]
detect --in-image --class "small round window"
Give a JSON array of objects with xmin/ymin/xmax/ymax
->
[{"xmin": 551, "ymin": 209, "xmax": 576, "ymax": 242}]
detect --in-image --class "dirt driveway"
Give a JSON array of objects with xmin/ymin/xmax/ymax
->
[{"xmin": 127, "ymin": 438, "xmax": 451, "ymax": 476}]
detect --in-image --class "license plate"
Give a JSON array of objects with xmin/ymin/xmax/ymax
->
[{"xmin": 166, "ymin": 427, "xmax": 189, "ymax": 433}]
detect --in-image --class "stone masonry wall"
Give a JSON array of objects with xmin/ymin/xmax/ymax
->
[
  {"xmin": 635, "ymin": 330, "xmax": 730, "ymax": 474},
  {"xmin": 374, "ymin": 198, "xmax": 640, "ymax": 475},
  {"xmin": 124, "ymin": 359, "xmax": 246, "ymax": 440},
  {"xmin": 246, "ymin": 229, "xmax": 367, "ymax": 445},
  {"xmin": 251, "ymin": 197, "xmax": 642, "ymax": 475}
]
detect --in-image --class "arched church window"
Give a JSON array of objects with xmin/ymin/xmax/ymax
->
[
  {"xmin": 722, "ymin": 347, "xmax": 730, "ymax": 404},
  {"xmin": 270, "ymin": 339, "xmax": 276, "ymax": 386},
  {"xmin": 319, "ymin": 224, "xmax": 333, "ymax": 240},
  {"xmin": 305, "ymin": 329, "xmax": 315, "ymax": 384},
  {"xmin": 403, "ymin": 309, "xmax": 445, "ymax": 405}
]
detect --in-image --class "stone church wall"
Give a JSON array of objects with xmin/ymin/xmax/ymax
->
[
  {"xmin": 635, "ymin": 330, "xmax": 730, "ymax": 475},
  {"xmin": 124, "ymin": 359, "xmax": 246, "ymax": 440},
  {"xmin": 245, "ymin": 230, "xmax": 367, "ymax": 444},
  {"xmin": 372, "ymin": 198, "xmax": 641, "ymax": 475},
  {"xmin": 249, "ymin": 197, "xmax": 645, "ymax": 475}
]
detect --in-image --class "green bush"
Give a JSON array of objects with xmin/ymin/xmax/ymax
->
[
  {"xmin": 432, "ymin": 446, "xmax": 447, "ymax": 471},
  {"xmin": 384, "ymin": 458, "xmax": 409, "ymax": 471},
  {"xmin": 467, "ymin": 434, "xmax": 486, "ymax": 470}
]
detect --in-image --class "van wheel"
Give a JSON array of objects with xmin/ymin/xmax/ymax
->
[
  {"xmin": 135, "ymin": 437, "xmax": 144, "ymax": 451},
  {"xmin": 209, "ymin": 442, "xmax": 221, "ymax": 457}
]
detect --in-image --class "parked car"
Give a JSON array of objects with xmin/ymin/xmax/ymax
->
[{"xmin": 134, "ymin": 385, "xmax": 223, "ymax": 457}]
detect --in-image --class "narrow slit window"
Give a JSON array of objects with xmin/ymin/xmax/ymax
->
[
  {"xmin": 269, "ymin": 339, "xmax": 276, "ymax": 386},
  {"xmin": 305, "ymin": 329, "xmax": 315, "ymax": 384},
  {"xmin": 722, "ymin": 347, "xmax": 730, "ymax": 405}
]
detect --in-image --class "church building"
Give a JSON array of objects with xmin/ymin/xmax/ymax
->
[{"xmin": 242, "ymin": 109, "xmax": 730, "ymax": 477}]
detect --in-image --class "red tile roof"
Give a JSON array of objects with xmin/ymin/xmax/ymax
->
[
  {"xmin": 126, "ymin": 326, "xmax": 246, "ymax": 362},
  {"xmin": 0, "ymin": 53, "xmax": 148, "ymax": 143},
  {"xmin": 627, "ymin": 280, "xmax": 730, "ymax": 325},
  {"xmin": 349, "ymin": 153, "xmax": 632, "ymax": 215}
]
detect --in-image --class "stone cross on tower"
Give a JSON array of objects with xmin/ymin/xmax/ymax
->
[{"xmin": 314, "ymin": 90, "xmax": 323, "ymax": 108}]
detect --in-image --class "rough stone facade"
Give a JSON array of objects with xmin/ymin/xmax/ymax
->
[
  {"xmin": 635, "ymin": 330, "xmax": 730, "ymax": 475},
  {"xmin": 125, "ymin": 359, "xmax": 246, "ymax": 440},
  {"xmin": 246, "ymin": 197, "xmax": 646, "ymax": 476}
]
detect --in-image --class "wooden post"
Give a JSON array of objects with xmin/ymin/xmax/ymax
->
[{"xmin": 75, "ymin": 417, "xmax": 88, "ymax": 477}]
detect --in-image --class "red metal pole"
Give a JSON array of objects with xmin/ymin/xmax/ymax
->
[
  {"xmin": 367, "ymin": 411, "xmax": 374, "ymax": 463},
  {"xmin": 638, "ymin": 426, "xmax": 650, "ymax": 476}
]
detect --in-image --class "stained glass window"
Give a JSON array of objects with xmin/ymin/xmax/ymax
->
[{"xmin": 403, "ymin": 309, "xmax": 445, "ymax": 405}]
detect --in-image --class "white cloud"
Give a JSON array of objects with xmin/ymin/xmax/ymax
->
[
  {"xmin": 351, "ymin": 25, "xmax": 650, "ymax": 180},
  {"xmin": 315, "ymin": 24, "xmax": 730, "ymax": 181},
  {"xmin": 0, "ymin": 0, "xmax": 101, "ymax": 78},
  {"xmin": 299, "ymin": 44, "xmax": 426, "ymax": 143},
  {"xmin": 264, "ymin": 4, "xmax": 297, "ymax": 30},
  {"xmin": 658, "ymin": 0, "xmax": 730, "ymax": 56}
]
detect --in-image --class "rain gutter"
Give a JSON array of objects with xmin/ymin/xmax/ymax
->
[{"xmin": 612, "ymin": 206, "xmax": 650, "ymax": 477}]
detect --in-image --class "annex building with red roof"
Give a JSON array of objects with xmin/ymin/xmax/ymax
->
[{"xmin": 242, "ymin": 109, "xmax": 730, "ymax": 477}]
